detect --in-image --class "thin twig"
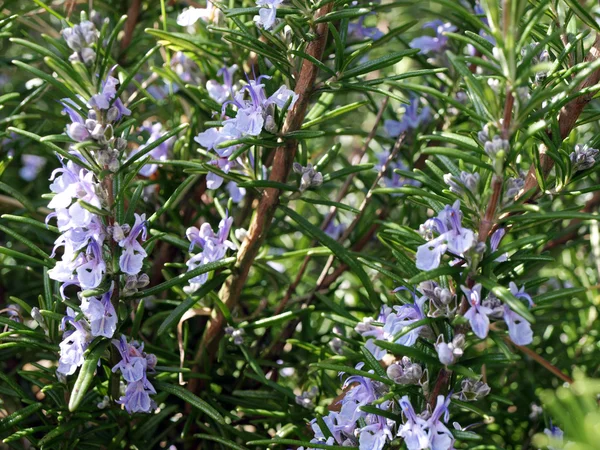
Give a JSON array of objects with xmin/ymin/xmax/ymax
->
[
  {"xmin": 274, "ymin": 97, "xmax": 389, "ymax": 316},
  {"xmin": 504, "ymin": 337, "xmax": 573, "ymax": 384},
  {"xmin": 187, "ymin": 3, "xmax": 334, "ymax": 397}
]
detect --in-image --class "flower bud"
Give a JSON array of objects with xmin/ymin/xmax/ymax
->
[
  {"xmin": 570, "ymin": 144, "xmax": 598, "ymax": 172},
  {"xmin": 106, "ymin": 106, "xmax": 119, "ymax": 123}
]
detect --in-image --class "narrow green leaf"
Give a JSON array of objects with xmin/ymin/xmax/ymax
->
[
  {"xmin": 0, "ymin": 403, "xmax": 43, "ymax": 431},
  {"xmin": 157, "ymin": 275, "xmax": 227, "ymax": 335},
  {"xmin": 194, "ymin": 434, "xmax": 249, "ymax": 450},
  {"xmin": 280, "ymin": 205, "xmax": 379, "ymax": 308},
  {"xmin": 341, "ymin": 49, "xmax": 418, "ymax": 79},
  {"xmin": 132, "ymin": 257, "xmax": 234, "ymax": 298},
  {"xmin": 372, "ymin": 340, "xmax": 440, "ymax": 365},
  {"xmin": 0, "ymin": 181, "xmax": 35, "ymax": 212},
  {"xmin": 69, "ymin": 340, "xmax": 110, "ymax": 411},
  {"xmin": 155, "ymin": 381, "xmax": 224, "ymax": 423}
]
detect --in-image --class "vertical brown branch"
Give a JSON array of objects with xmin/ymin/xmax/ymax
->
[
  {"xmin": 121, "ymin": 0, "xmax": 142, "ymax": 54},
  {"xmin": 521, "ymin": 34, "xmax": 600, "ymax": 197},
  {"xmin": 188, "ymin": 4, "xmax": 334, "ymax": 388}
]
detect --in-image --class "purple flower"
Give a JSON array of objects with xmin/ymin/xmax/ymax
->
[
  {"xmin": 226, "ymin": 181, "xmax": 246, "ymax": 203},
  {"xmin": 375, "ymin": 151, "xmax": 418, "ymax": 189},
  {"xmin": 131, "ymin": 123, "xmax": 174, "ymax": 177},
  {"xmin": 81, "ymin": 290, "xmax": 117, "ymax": 338},
  {"xmin": 116, "ymin": 214, "xmax": 148, "ymax": 276},
  {"xmin": 253, "ymin": 0, "xmax": 283, "ymax": 30},
  {"xmin": 112, "ymin": 335, "xmax": 157, "ymax": 414},
  {"xmin": 490, "ymin": 227, "xmax": 508, "ymax": 262},
  {"xmin": 435, "ymin": 334, "xmax": 465, "ymax": 366},
  {"xmin": 416, "ymin": 201, "xmax": 475, "ymax": 271},
  {"xmin": 348, "ymin": 15, "xmax": 384, "ymax": 41},
  {"xmin": 509, "ymin": 281, "xmax": 534, "ymax": 307},
  {"xmin": 356, "ymin": 298, "xmax": 426, "ymax": 360},
  {"xmin": 76, "ymin": 241, "xmax": 106, "ymax": 289},
  {"xmin": 324, "ymin": 221, "xmax": 346, "ymax": 241},
  {"xmin": 177, "ymin": 2, "xmax": 219, "ymax": 26},
  {"xmin": 462, "ymin": 284, "xmax": 492, "ymax": 339},
  {"xmin": 184, "ymin": 213, "xmax": 235, "ymax": 293},
  {"xmin": 62, "ymin": 21, "xmax": 98, "ymax": 64},
  {"xmin": 426, "ymin": 395, "xmax": 454, "ymax": 450},
  {"xmin": 19, "ymin": 154, "xmax": 46, "ymax": 181},
  {"xmin": 112, "ymin": 335, "xmax": 148, "ymax": 382},
  {"xmin": 57, "ymin": 308, "xmax": 92, "ymax": 376},
  {"xmin": 398, "ymin": 396, "xmax": 429, "ymax": 450},
  {"xmin": 503, "ymin": 305, "xmax": 533, "ymax": 345},
  {"xmin": 384, "ymin": 97, "xmax": 431, "ymax": 137},
  {"xmin": 544, "ymin": 424, "xmax": 564, "ymax": 450},
  {"xmin": 358, "ymin": 413, "xmax": 393, "ymax": 450},
  {"xmin": 207, "ymin": 65, "xmax": 238, "ymax": 104},
  {"xmin": 118, "ymin": 376, "xmax": 157, "ymax": 414},
  {"xmin": 89, "ymin": 73, "xmax": 131, "ymax": 120},
  {"xmin": 409, "ymin": 20, "xmax": 457, "ymax": 55}
]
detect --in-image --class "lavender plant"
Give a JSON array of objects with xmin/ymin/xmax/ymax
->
[{"xmin": 1, "ymin": 0, "xmax": 600, "ymax": 449}]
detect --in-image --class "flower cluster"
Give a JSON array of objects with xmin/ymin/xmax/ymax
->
[
  {"xmin": 302, "ymin": 364, "xmax": 394, "ymax": 450},
  {"xmin": 185, "ymin": 213, "xmax": 236, "ymax": 294},
  {"xmin": 195, "ymin": 71, "xmax": 297, "ymax": 191},
  {"xmin": 56, "ymin": 287, "xmax": 117, "ymax": 377},
  {"xmin": 47, "ymin": 154, "xmax": 107, "ymax": 295},
  {"xmin": 398, "ymin": 394, "xmax": 455, "ymax": 450},
  {"xmin": 62, "ymin": 20, "xmax": 99, "ymax": 65},
  {"xmin": 355, "ymin": 296, "xmax": 426, "ymax": 361},
  {"xmin": 112, "ymin": 335, "xmax": 157, "ymax": 414}
]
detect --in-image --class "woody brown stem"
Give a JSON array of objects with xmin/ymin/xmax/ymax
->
[
  {"xmin": 504, "ymin": 337, "xmax": 573, "ymax": 384},
  {"xmin": 187, "ymin": 4, "xmax": 333, "ymax": 397},
  {"xmin": 521, "ymin": 34, "xmax": 600, "ymax": 198}
]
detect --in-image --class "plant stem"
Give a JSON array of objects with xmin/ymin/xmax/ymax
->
[{"xmin": 186, "ymin": 2, "xmax": 334, "ymax": 398}]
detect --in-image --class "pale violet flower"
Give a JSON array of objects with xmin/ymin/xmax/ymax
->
[
  {"xmin": 409, "ymin": 20, "xmax": 456, "ymax": 55},
  {"xmin": 19, "ymin": 154, "xmax": 46, "ymax": 181},
  {"xmin": 462, "ymin": 284, "xmax": 492, "ymax": 339},
  {"xmin": 348, "ymin": 15, "xmax": 384, "ymax": 40},
  {"xmin": 57, "ymin": 308, "xmax": 92, "ymax": 376},
  {"xmin": 384, "ymin": 97, "xmax": 431, "ymax": 137},
  {"xmin": 427, "ymin": 394, "xmax": 454, "ymax": 450},
  {"xmin": 112, "ymin": 335, "xmax": 157, "ymax": 414},
  {"xmin": 206, "ymin": 65, "xmax": 238, "ymax": 104},
  {"xmin": 503, "ymin": 305, "xmax": 533, "ymax": 345},
  {"xmin": 115, "ymin": 213, "xmax": 148, "ymax": 276},
  {"xmin": 490, "ymin": 227, "xmax": 508, "ymax": 262},
  {"xmin": 416, "ymin": 201, "xmax": 475, "ymax": 271},
  {"xmin": 130, "ymin": 123, "xmax": 175, "ymax": 177},
  {"xmin": 355, "ymin": 297, "xmax": 426, "ymax": 360},
  {"xmin": 398, "ymin": 395, "xmax": 429, "ymax": 450},
  {"xmin": 253, "ymin": 0, "xmax": 283, "ymax": 30},
  {"xmin": 434, "ymin": 333, "xmax": 465, "ymax": 366},
  {"xmin": 177, "ymin": 2, "xmax": 221, "ymax": 26},
  {"xmin": 81, "ymin": 290, "xmax": 117, "ymax": 338},
  {"xmin": 184, "ymin": 213, "xmax": 235, "ymax": 294},
  {"xmin": 88, "ymin": 73, "xmax": 131, "ymax": 121},
  {"xmin": 544, "ymin": 424, "xmax": 564, "ymax": 450}
]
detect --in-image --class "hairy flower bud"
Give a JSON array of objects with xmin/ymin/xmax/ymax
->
[
  {"xmin": 570, "ymin": 144, "xmax": 598, "ymax": 172},
  {"xmin": 455, "ymin": 378, "xmax": 491, "ymax": 402},
  {"xmin": 387, "ymin": 357, "xmax": 423, "ymax": 384},
  {"xmin": 293, "ymin": 163, "xmax": 323, "ymax": 192}
]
